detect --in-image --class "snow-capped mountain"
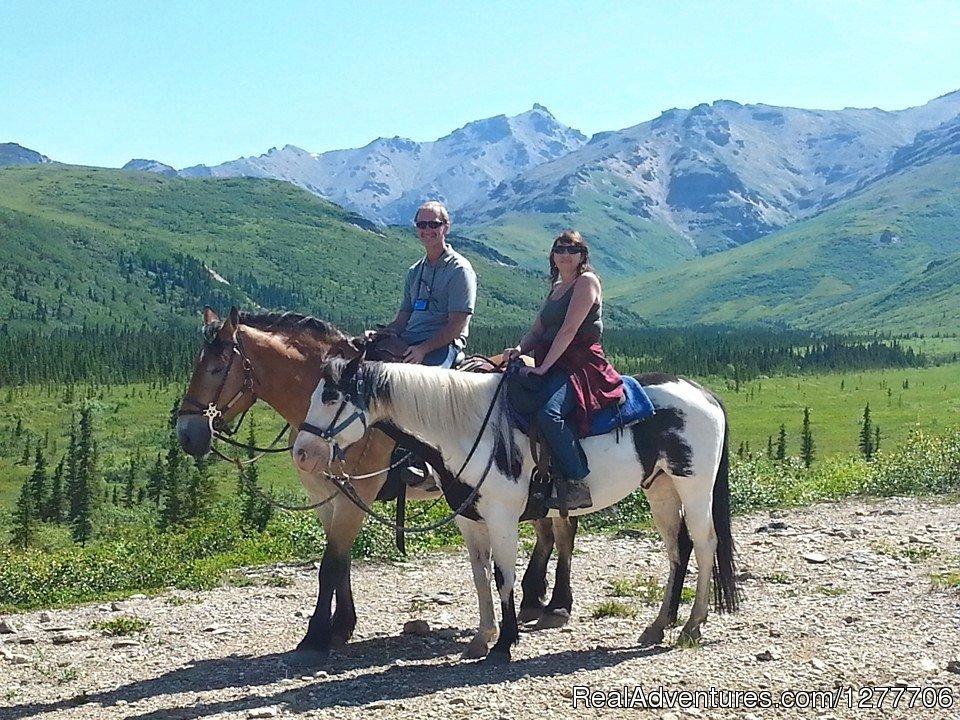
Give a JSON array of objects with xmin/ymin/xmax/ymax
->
[
  {"xmin": 178, "ymin": 104, "xmax": 586, "ymax": 223},
  {"xmin": 0, "ymin": 143, "xmax": 53, "ymax": 166},
  {"xmin": 460, "ymin": 91, "xmax": 960, "ymax": 254}
]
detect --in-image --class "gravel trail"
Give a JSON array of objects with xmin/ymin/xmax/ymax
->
[{"xmin": 2, "ymin": 495, "xmax": 959, "ymax": 720}]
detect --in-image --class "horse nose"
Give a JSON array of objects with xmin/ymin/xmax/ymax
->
[
  {"xmin": 294, "ymin": 444, "xmax": 314, "ymax": 472},
  {"xmin": 176, "ymin": 420, "xmax": 210, "ymax": 457}
]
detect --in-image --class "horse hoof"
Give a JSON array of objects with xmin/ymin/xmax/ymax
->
[
  {"xmin": 517, "ymin": 607, "xmax": 543, "ymax": 624},
  {"xmin": 287, "ymin": 647, "xmax": 329, "ymax": 668},
  {"xmin": 677, "ymin": 627, "xmax": 701, "ymax": 647},
  {"xmin": 485, "ymin": 649, "xmax": 511, "ymax": 664},
  {"xmin": 461, "ymin": 638, "xmax": 491, "ymax": 660},
  {"xmin": 637, "ymin": 626, "xmax": 664, "ymax": 647},
  {"xmin": 534, "ymin": 609, "xmax": 570, "ymax": 630}
]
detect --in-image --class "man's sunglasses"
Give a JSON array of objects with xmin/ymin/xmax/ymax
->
[
  {"xmin": 552, "ymin": 245, "xmax": 585, "ymax": 255},
  {"xmin": 415, "ymin": 220, "xmax": 447, "ymax": 229}
]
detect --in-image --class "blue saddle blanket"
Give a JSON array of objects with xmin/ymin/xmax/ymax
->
[
  {"xmin": 512, "ymin": 375, "xmax": 656, "ymax": 437},
  {"xmin": 584, "ymin": 375, "xmax": 656, "ymax": 438}
]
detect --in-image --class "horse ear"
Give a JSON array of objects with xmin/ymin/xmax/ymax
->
[
  {"xmin": 202, "ymin": 306, "xmax": 219, "ymax": 324},
  {"xmin": 218, "ymin": 308, "xmax": 239, "ymax": 342},
  {"xmin": 329, "ymin": 336, "xmax": 364, "ymax": 359},
  {"xmin": 343, "ymin": 352, "xmax": 363, "ymax": 382}
]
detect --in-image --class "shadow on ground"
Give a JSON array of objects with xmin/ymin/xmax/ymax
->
[{"xmin": 0, "ymin": 632, "xmax": 672, "ymax": 720}]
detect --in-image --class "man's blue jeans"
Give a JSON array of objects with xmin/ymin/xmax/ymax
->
[
  {"xmin": 533, "ymin": 369, "xmax": 589, "ymax": 481},
  {"xmin": 421, "ymin": 343, "xmax": 459, "ymax": 368}
]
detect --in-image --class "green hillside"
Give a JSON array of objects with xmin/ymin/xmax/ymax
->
[
  {"xmin": 462, "ymin": 175, "xmax": 699, "ymax": 280},
  {"xmin": 804, "ymin": 252, "xmax": 960, "ymax": 334},
  {"xmin": 606, "ymin": 155, "xmax": 960, "ymax": 333},
  {"xmin": 0, "ymin": 165, "xmax": 547, "ymax": 333}
]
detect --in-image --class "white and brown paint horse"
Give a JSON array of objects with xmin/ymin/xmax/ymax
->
[
  {"xmin": 294, "ymin": 356, "xmax": 739, "ymax": 662},
  {"xmin": 175, "ymin": 307, "xmax": 579, "ymax": 660}
]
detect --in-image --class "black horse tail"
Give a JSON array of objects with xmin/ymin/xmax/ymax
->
[{"xmin": 711, "ymin": 412, "xmax": 740, "ymax": 613}]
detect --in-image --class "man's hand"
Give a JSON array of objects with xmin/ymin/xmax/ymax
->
[{"xmin": 403, "ymin": 344, "xmax": 429, "ymax": 364}]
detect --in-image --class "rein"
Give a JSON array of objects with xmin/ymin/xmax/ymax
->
[
  {"xmin": 181, "ymin": 329, "xmax": 420, "ymax": 512},
  {"xmin": 302, "ymin": 369, "xmax": 511, "ymax": 535}
]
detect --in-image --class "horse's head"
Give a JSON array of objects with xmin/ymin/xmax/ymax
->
[
  {"xmin": 176, "ymin": 306, "xmax": 258, "ymax": 457},
  {"xmin": 293, "ymin": 354, "xmax": 372, "ymax": 474}
]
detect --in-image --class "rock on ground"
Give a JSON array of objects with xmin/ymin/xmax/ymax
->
[{"xmin": 1, "ymin": 496, "xmax": 959, "ymax": 720}]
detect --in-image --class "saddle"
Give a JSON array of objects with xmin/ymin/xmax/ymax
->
[
  {"xmin": 364, "ymin": 330, "xmax": 410, "ymax": 363},
  {"xmin": 506, "ymin": 372, "xmax": 657, "ymax": 518}
]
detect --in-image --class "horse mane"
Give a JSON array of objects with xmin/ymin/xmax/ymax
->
[
  {"xmin": 237, "ymin": 311, "xmax": 348, "ymax": 344},
  {"xmin": 366, "ymin": 363, "xmax": 516, "ymax": 461}
]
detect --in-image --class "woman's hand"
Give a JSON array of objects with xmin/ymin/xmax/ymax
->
[
  {"xmin": 519, "ymin": 365, "xmax": 545, "ymax": 377},
  {"xmin": 502, "ymin": 346, "xmax": 522, "ymax": 363}
]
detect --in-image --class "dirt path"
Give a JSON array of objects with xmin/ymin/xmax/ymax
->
[{"xmin": 2, "ymin": 495, "xmax": 959, "ymax": 720}]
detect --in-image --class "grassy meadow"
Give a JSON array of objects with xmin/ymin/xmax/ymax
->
[
  {"xmin": 2, "ymin": 362, "xmax": 958, "ymax": 509},
  {"xmin": 1, "ymin": 356, "xmax": 957, "ymax": 611}
]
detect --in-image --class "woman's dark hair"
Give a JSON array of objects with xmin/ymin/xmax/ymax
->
[{"xmin": 548, "ymin": 230, "xmax": 596, "ymax": 283}]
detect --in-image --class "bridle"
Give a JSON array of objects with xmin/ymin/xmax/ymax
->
[{"xmin": 178, "ymin": 333, "xmax": 258, "ymax": 439}]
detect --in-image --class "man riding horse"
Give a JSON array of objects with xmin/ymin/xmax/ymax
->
[{"xmin": 374, "ymin": 200, "xmax": 476, "ymax": 368}]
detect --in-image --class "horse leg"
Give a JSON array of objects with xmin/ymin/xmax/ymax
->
[
  {"xmin": 296, "ymin": 485, "xmax": 371, "ymax": 656},
  {"xmin": 536, "ymin": 516, "xmax": 578, "ymax": 629},
  {"xmin": 638, "ymin": 476, "xmax": 686, "ymax": 647},
  {"xmin": 674, "ymin": 479, "xmax": 718, "ymax": 645},
  {"xmin": 518, "ymin": 518, "xmax": 554, "ymax": 623},
  {"xmin": 456, "ymin": 517, "xmax": 499, "ymax": 660},
  {"xmin": 330, "ymin": 560, "xmax": 356, "ymax": 646},
  {"xmin": 487, "ymin": 518, "xmax": 521, "ymax": 663}
]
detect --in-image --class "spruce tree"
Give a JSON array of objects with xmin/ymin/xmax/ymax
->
[
  {"xmin": 11, "ymin": 479, "xmax": 36, "ymax": 549},
  {"xmin": 185, "ymin": 454, "xmax": 215, "ymax": 521},
  {"xmin": 238, "ymin": 423, "xmax": 272, "ymax": 532},
  {"xmin": 800, "ymin": 407, "xmax": 815, "ymax": 468},
  {"xmin": 775, "ymin": 424, "xmax": 787, "ymax": 461},
  {"xmin": 874, "ymin": 425, "xmax": 881, "ymax": 454},
  {"xmin": 159, "ymin": 435, "xmax": 186, "ymax": 530},
  {"xmin": 69, "ymin": 404, "xmax": 99, "ymax": 544},
  {"xmin": 859, "ymin": 403, "xmax": 875, "ymax": 461},
  {"xmin": 26, "ymin": 444, "xmax": 48, "ymax": 516},
  {"xmin": 147, "ymin": 453, "xmax": 165, "ymax": 507},
  {"xmin": 123, "ymin": 457, "xmax": 137, "ymax": 508},
  {"xmin": 44, "ymin": 457, "xmax": 66, "ymax": 523}
]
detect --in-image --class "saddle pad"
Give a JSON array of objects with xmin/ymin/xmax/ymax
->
[
  {"xmin": 584, "ymin": 375, "xmax": 656, "ymax": 438},
  {"xmin": 510, "ymin": 375, "xmax": 655, "ymax": 437}
]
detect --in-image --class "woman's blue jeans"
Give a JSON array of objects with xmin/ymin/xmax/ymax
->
[{"xmin": 533, "ymin": 369, "xmax": 589, "ymax": 481}]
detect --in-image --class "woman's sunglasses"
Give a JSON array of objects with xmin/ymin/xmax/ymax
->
[
  {"xmin": 552, "ymin": 245, "xmax": 585, "ymax": 255},
  {"xmin": 415, "ymin": 220, "xmax": 447, "ymax": 229}
]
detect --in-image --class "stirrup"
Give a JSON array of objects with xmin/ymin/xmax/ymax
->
[{"xmin": 545, "ymin": 478, "xmax": 592, "ymax": 514}]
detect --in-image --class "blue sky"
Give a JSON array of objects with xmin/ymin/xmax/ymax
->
[{"xmin": 3, "ymin": 0, "xmax": 958, "ymax": 169}]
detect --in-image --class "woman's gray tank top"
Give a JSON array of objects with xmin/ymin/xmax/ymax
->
[{"xmin": 538, "ymin": 280, "xmax": 602, "ymax": 345}]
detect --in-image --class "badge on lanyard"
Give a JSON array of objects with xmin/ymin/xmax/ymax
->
[{"xmin": 413, "ymin": 298, "xmax": 429, "ymax": 311}]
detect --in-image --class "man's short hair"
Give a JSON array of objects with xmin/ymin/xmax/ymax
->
[{"xmin": 414, "ymin": 201, "xmax": 450, "ymax": 224}]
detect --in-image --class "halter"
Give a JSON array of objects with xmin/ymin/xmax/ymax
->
[
  {"xmin": 298, "ymin": 383, "xmax": 368, "ymax": 461},
  {"xmin": 178, "ymin": 334, "xmax": 258, "ymax": 438},
  {"xmin": 300, "ymin": 363, "xmax": 512, "ymax": 535}
]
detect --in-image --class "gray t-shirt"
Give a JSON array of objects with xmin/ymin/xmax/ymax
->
[{"xmin": 400, "ymin": 245, "xmax": 477, "ymax": 347}]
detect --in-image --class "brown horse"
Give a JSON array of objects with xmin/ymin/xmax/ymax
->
[{"xmin": 175, "ymin": 307, "xmax": 577, "ymax": 660}]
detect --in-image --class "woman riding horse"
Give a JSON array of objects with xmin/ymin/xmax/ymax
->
[
  {"xmin": 503, "ymin": 230, "xmax": 623, "ymax": 512},
  {"xmin": 294, "ymin": 352, "xmax": 739, "ymax": 661}
]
